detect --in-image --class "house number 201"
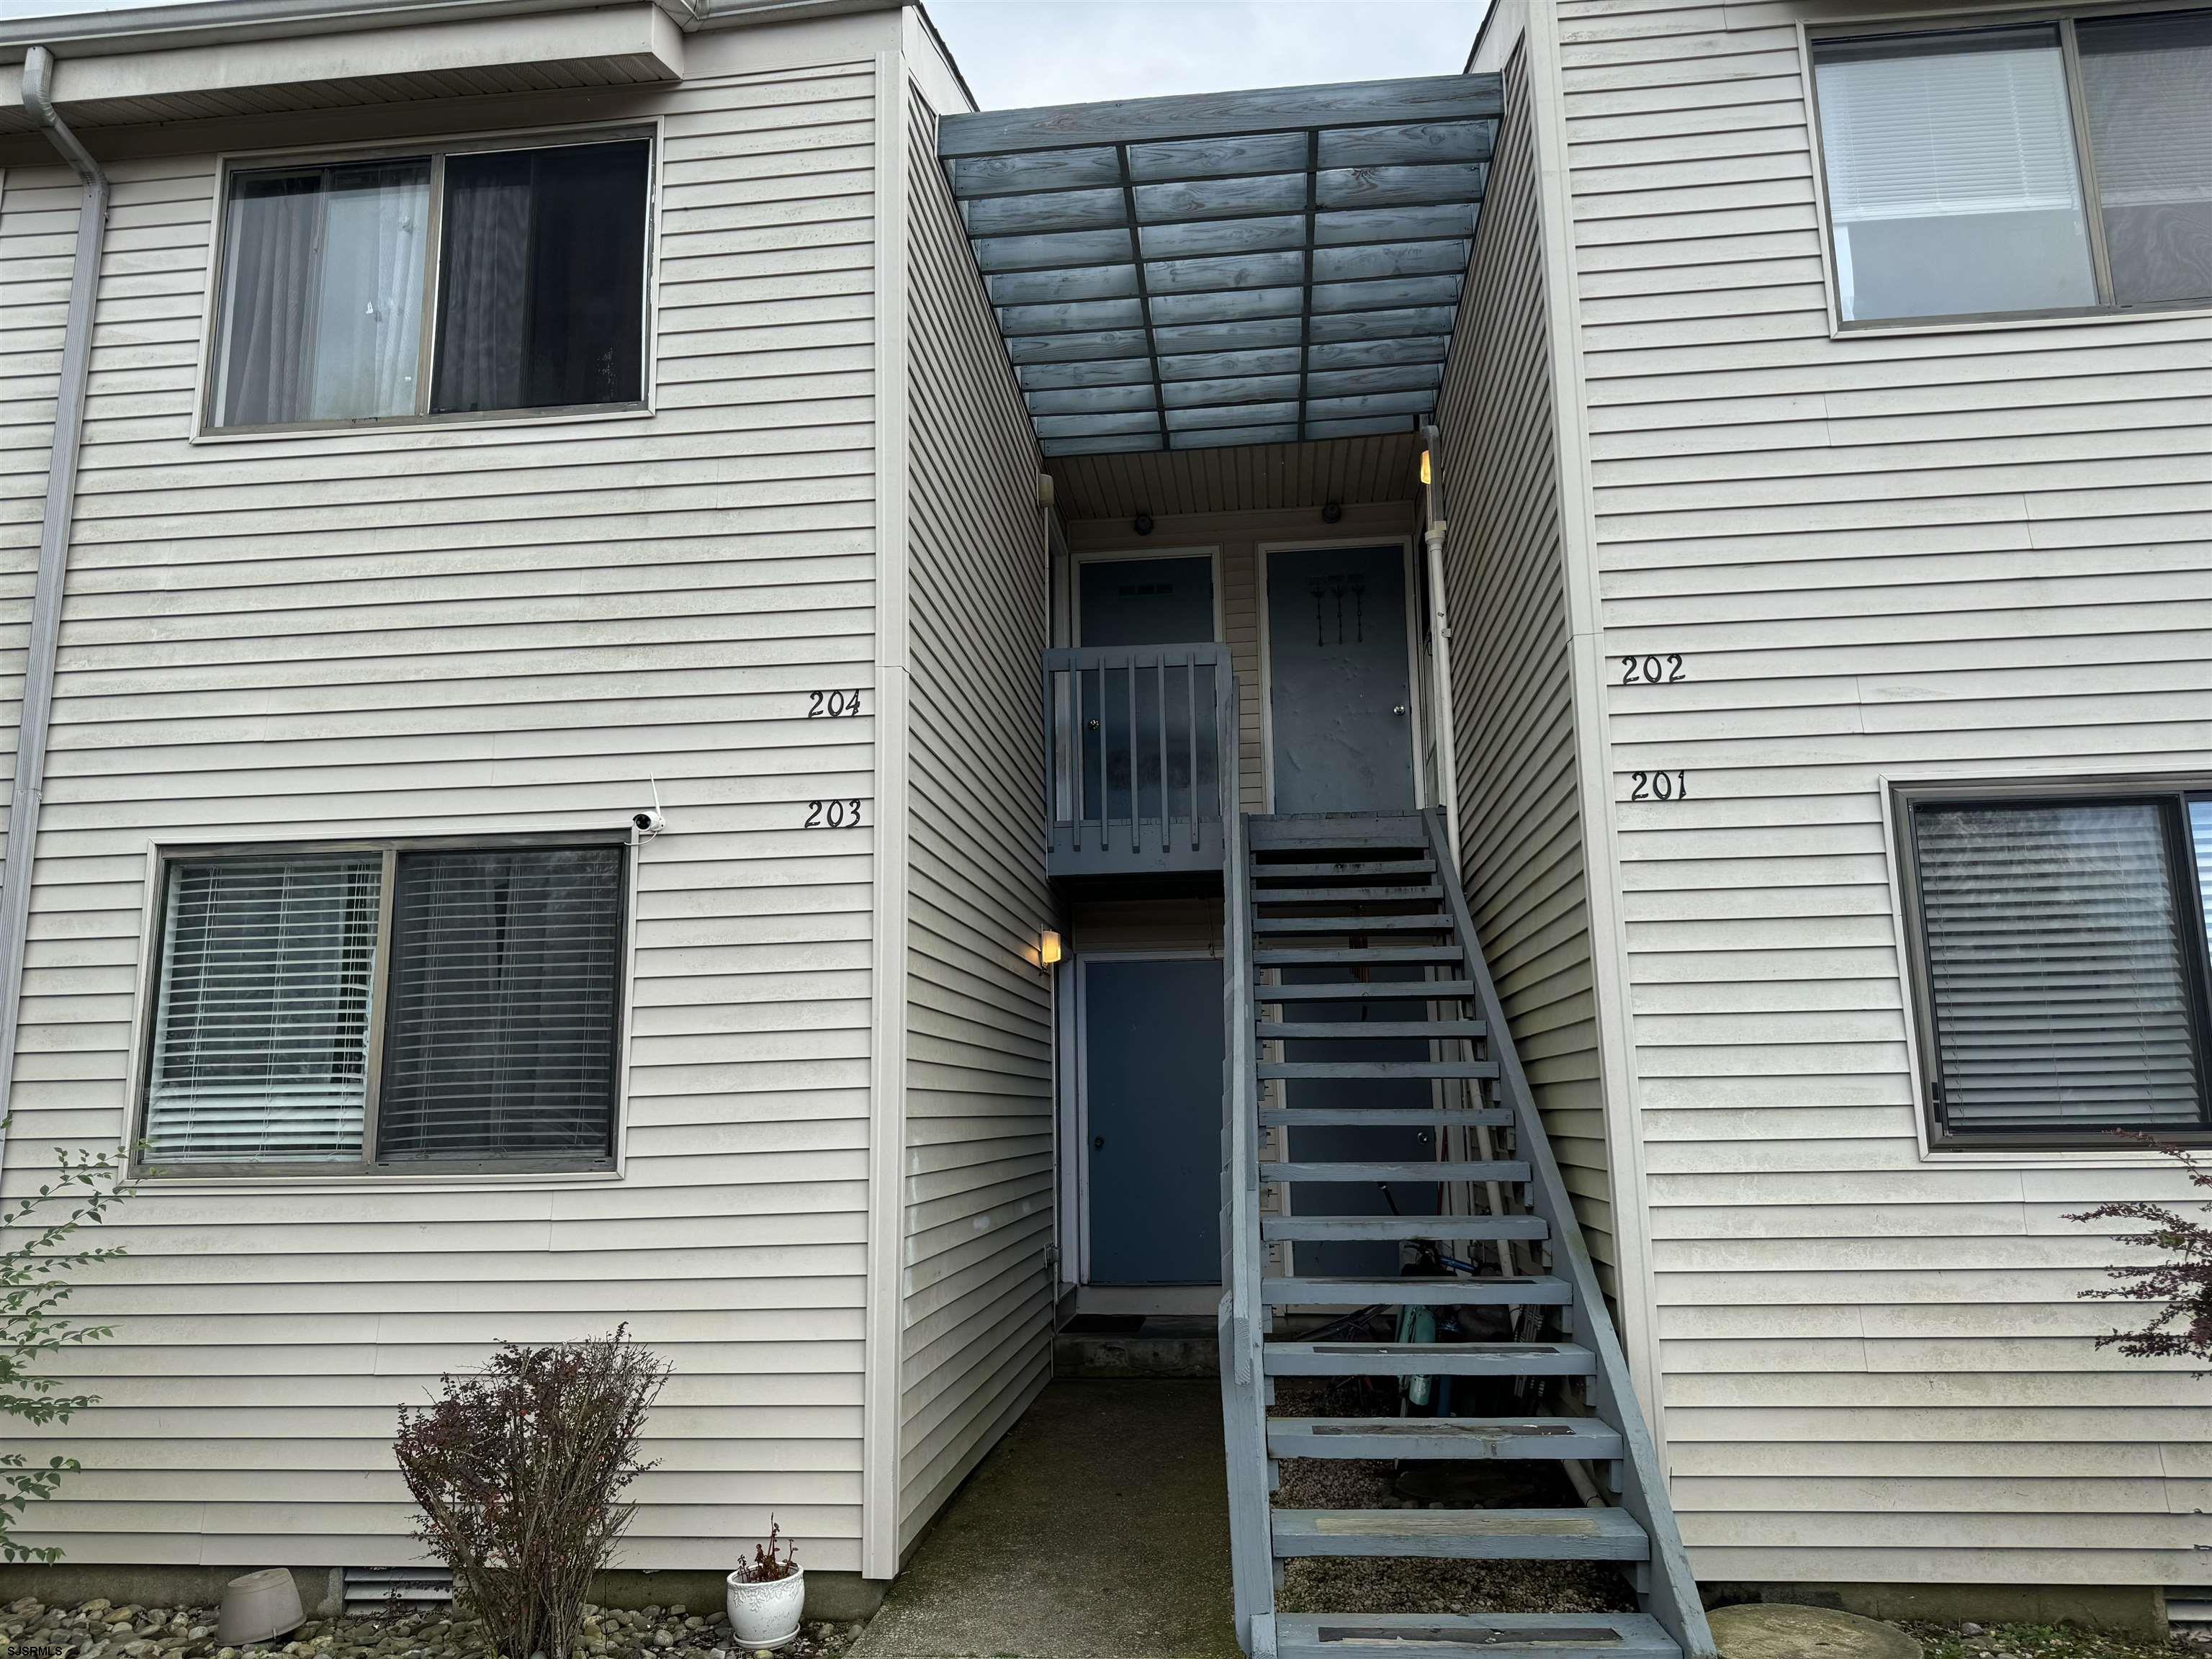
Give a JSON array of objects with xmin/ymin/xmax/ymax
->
[{"xmin": 1628, "ymin": 770, "xmax": 1689, "ymax": 802}]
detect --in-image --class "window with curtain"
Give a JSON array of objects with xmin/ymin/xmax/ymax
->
[
  {"xmin": 139, "ymin": 842, "xmax": 625, "ymax": 1172},
  {"xmin": 208, "ymin": 135, "xmax": 649, "ymax": 431},
  {"xmin": 1901, "ymin": 788, "xmax": 2212, "ymax": 1144},
  {"xmin": 1813, "ymin": 12, "xmax": 2212, "ymax": 324}
]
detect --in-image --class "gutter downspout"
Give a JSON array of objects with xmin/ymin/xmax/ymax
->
[{"xmin": 0, "ymin": 48, "xmax": 108, "ymax": 1115}]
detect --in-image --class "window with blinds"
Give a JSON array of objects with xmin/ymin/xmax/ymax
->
[
  {"xmin": 377, "ymin": 848, "xmax": 623, "ymax": 1163},
  {"xmin": 1905, "ymin": 794, "xmax": 2212, "ymax": 1141},
  {"xmin": 139, "ymin": 842, "xmax": 624, "ymax": 1171},
  {"xmin": 1812, "ymin": 10, "xmax": 2212, "ymax": 324},
  {"xmin": 145, "ymin": 858, "xmax": 382, "ymax": 1163}
]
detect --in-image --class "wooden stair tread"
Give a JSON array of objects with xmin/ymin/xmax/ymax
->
[
  {"xmin": 1274, "ymin": 1611, "xmax": 1677, "ymax": 1658},
  {"xmin": 1262, "ymin": 1341, "xmax": 1596, "ymax": 1377},
  {"xmin": 1257, "ymin": 884, "xmax": 1445, "ymax": 903},
  {"xmin": 1262, "ymin": 1213, "xmax": 1547, "ymax": 1242},
  {"xmin": 1260, "ymin": 1274, "xmax": 1570, "ymax": 1305},
  {"xmin": 1259, "ymin": 1019, "xmax": 1487, "ymax": 1039},
  {"xmin": 1261, "ymin": 1160, "xmax": 1529, "ymax": 1183},
  {"xmin": 1251, "ymin": 858, "xmax": 1437, "ymax": 880},
  {"xmin": 1259, "ymin": 1059, "xmax": 1498, "ymax": 1079},
  {"xmin": 1271, "ymin": 1505, "xmax": 1649, "ymax": 1560},
  {"xmin": 1259, "ymin": 980, "xmax": 1475, "ymax": 1002},
  {"xmin": 1259, "ymin": 1106, "xmax": 1510, "ymax": 1128},
  {"xmin": 1267, "ymin": 1416, "xmax": 1624, "ymax": 1461},
  {"xmin": 1255, "ymin": 914, "xmax": 1452, "ymax": 933},
  {"xmin": 1255, "ymin": 944, "xmax": 1466, "ymax": 964}
]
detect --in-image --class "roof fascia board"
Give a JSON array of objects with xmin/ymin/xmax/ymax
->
[
  {"xmin": 0, "ymin": 0, "xmax": 893, "ymax": 60},
  {"xmin": 939, "ymin": 73, "xmax": 1503, "ymax": 159},
  {"xmin": 9, "ymin": 4, "xmax": 683, "ymax": 111}
]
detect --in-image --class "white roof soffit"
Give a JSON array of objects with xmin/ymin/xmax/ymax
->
[
  {"xmin": 938, "ymin": 73, "xmax": 1501, "ymax": 459},
  {"xmin": 0, "ymin": 0, "xmax": 896, "ymax": 133}
]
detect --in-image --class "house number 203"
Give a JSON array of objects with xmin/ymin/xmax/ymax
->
[{"xmin": 806, "ymin": 799, "xmax": 863, "ymax": 829}]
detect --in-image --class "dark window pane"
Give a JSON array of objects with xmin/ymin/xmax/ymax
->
[
  {"xmin": 431, "ymin": 140, "xmax": 650, "ymax": 414},
  {"xmin": 2077, "ymin": 10, "xmax": 2212, "ymax": 307},
  {"xmin": 146, "ymin": 858, "xmax": 382, "ymax": 1162},
  {"xmin": 1813, "ymin": 28, "xmax": 2096, "ymax": 321},
  {"xmin": 1914, "ymin": 801, "xmax": 2205, "ymax": 1135},
  {"xmin": 214, "ymin": 160, "xmax": 429, "ymax": 426},
  {"xmin": 377, "ymin": 847, "xmax": 624, "ymax": 1163}
]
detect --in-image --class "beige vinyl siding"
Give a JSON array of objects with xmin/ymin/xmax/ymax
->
[
  {"xmin": 1064, "ymin": 502, "xmax": 1418, "ymax": 817},
  {"xmin": 0, "ymin": 163, "xmax": 69, "ymax": 871},
  {"xmin": 1437, "ymin": 41, "xmax": 1613, "ymax": 1283},
  {"xmin": 1550, "ymin": 0, "xmax": 2212, "ymax": 1586},
  {"xmin": 1, "ymin": 19, "xmax": 894, "ymax": 1574},
  {"xmin": 894, "ymin": 81, "xmax": 1055, "ymax": 1555}
]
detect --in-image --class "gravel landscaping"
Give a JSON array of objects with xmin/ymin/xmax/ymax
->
[{"xmin": 0, "ymin": 1599, "xmax": 865, "ymax": 1659}]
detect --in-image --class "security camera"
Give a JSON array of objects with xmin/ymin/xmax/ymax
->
[{"xmin": 631, "ymin": 809, "xmax": 666, "ymax": 837}]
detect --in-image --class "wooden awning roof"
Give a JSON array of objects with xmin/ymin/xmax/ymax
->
[{"xmin": 937, "ymin": 74, "xmax": 1500, "ymax": 458}]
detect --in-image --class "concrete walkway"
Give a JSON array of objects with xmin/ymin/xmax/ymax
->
[{"xmin": 850, "ymin": 1380, "xmax": 1241, "ymax": 1659}]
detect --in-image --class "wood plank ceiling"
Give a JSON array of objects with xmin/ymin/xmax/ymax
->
[{"xmin": 938, "ymin": 74, "xmax": 1501, "ymax": 458}]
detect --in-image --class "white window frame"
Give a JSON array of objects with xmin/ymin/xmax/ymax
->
[
  {"xmin": 1799, "ymin": 1, "xmax": 2212, "ymax": 336},
  {"xmin": 192, "ymin": 119, "xmax": 663, "ymax": 441}
]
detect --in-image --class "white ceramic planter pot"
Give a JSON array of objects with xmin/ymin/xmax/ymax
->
[{"xmin": 726, "ymin": 1565, "xmax": 804, "ymax": 1652}]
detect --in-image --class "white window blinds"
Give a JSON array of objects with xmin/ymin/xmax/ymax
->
[
  {"xmin": 1914, "ymin": 802, "xmax": 2206, "ymax": 1132},
  {"xmin": 145, "ymin": 858, "xmax": 382, "ymax": 1163},
  {"xmin": 1813, "ymin": 27, "xmax": 2098, "ymax": 320}
]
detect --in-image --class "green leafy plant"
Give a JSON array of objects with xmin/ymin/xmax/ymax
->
[
  {"xmin": 1, "ymin": 1116, "xmax": 129, "ymax": 1563},
  {"xmin": 2067, "ymin": 1134, "xmax": 2212, "ymax": 1368},
  {"xmin": 395, "ymin": 1328, "xmax": 668, "ymax": 1659}
]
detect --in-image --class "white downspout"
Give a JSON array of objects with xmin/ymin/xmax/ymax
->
[{"xmin": 0, "ymin": 49, "xmax": 108, "ymax": 1116}]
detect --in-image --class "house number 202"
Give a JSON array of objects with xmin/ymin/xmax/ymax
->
[{"xmin": 1628, "ymin": 770, "xmax": 1689, "ymax": 802}]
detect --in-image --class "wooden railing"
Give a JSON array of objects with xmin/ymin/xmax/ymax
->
[{"xmin": 1041, "ymin": 644, "xmax": 1232, "ymax": 878}]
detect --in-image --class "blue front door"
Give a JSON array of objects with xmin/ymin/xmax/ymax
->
[
  {"xmin": 1265, "ymin": 544, "xmax": 1416, "ymax": 813},
  {"xmin": 1084, "ymin": 956, "xmax": 1224, "ymax": 1285}
]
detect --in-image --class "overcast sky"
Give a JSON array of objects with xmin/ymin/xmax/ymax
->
[{"xmin": 0, "ymin": 0, "xmax": 1491, "ymax": 108}]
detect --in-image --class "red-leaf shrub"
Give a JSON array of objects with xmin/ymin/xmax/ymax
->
[
  {"xmin": 732, "ymin": 1516, "xmax": 798, "ymax": 1584},
  {"xmin": 395, "ymin": 1328, "xmax": 668, "ymax": 1659},
  {"xmin": 2067, "ymin": 1135, "xmax": 2212, "ymax": 1369}
]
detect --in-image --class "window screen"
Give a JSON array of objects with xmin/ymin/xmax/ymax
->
[
  {"xmin": 1912, "ymin": 800, "xmax": 2206, "ymax": 1134},
  {"xmin": 145, "ymin": 857, "xmax": 382, "ymax": 1162},
  {"xmin": 431, "ymin": 141, "xmax": 651, "ymax": 415},
  {"xmin": 2076, "ymin": 10, "xmax": 2212, "ymax": 307},
  {"xmin": 1813, "ymin": 28, "xmax": 2098, "ymax": 323},
  {"xmin": 376, "ymin": 847, "xmax": 624, "ymax": 1163}
]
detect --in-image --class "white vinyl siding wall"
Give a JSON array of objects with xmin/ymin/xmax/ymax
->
[
  {"xmin": 0, "ymin": 163, "xmax": 67, "ymax": 874},
  {"xmin": 1438, "ymin": 42, "xmax": 1615, "ymax": 1282},
  {"xmin": 895, "ymin": 81, "xmax": 1056, "ymax": 1554},
  {"xmin": 0, "ymin": 18, "xmax": 894, "ymax": 1574},
  {"xmin": 1549, "ymin": 0, "xmax": 2212, "ymax": 1586}
]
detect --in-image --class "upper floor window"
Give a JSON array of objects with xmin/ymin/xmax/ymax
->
[
  {"xmin": 139, "ymin": 840, "xmax": 626, "ymax": 1174},
  {"xmin": 1896, "ymin": 783, "xmax": 2212, "ymax": 1147},
  {"xmin": 1810, "ymin": 12, "xmax": 2212, "ymax": 325},
  {"xmin": 208, "ymin": 134, "xmax": 652, "ymax": 431}
]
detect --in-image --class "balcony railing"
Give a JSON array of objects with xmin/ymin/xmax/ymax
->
[{"xmin": 1042, "ymin": 644, "xmax": 1233, "ymax": 878}]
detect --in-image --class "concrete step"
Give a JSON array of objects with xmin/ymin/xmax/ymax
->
[
  {"xmin": 1262, "ymin": 1341, "xmax": 1596, "ymax": 1378},
  {"xmin": 1259, "ymin": 1274, "xmax": 1570, "ymax": 1306},
  {"xmin": 1053, "ymin": 1318, "xmax": 1216, "ymax": 1379},
  {"xmin": 1267, "ymin": 1416, "xmax": 1624, "ymax": 1461},
  {"xmin": 1275, "ymin": 1611, "xmax": 1678, "ymax": 1659},
  {"xmin": 1270, "ymin": 1504, "xmax": 1650, "ymax": 1560}
]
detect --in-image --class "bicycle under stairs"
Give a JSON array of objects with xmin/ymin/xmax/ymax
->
[{"xmin": 1215, "ymin": 809, "xmax": 1714, "ymax": 1659}]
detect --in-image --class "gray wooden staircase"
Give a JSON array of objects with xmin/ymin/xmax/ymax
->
[{"xmin": 1216, "ymin": 809, "xmax": 1714, "ymax": 1659}]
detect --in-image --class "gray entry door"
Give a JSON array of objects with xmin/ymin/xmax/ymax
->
[
  {"xmin": 1084, "ymin": 957, "xmax": 1224, "ymax": 1285},
  {"xmin": 1265, "ymin": 544, "xmax": 1416, "ymax": 814}
]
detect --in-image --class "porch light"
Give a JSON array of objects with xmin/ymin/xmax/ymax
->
[
  {"xmin": 1038, "ymin": 930, "xmax": 1064, "ymax": 967},
  {"xmin": 1419, "ymin": 449, "xmax": 1432, "ymax": 485}
]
